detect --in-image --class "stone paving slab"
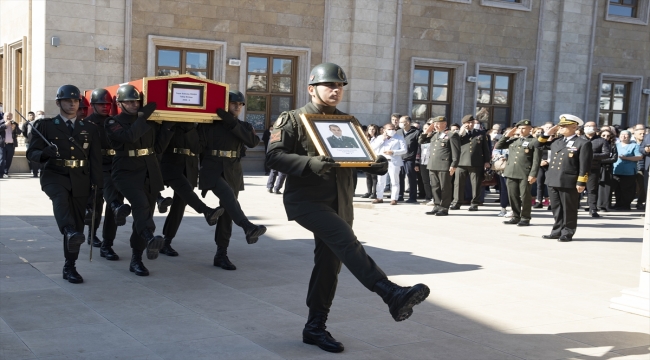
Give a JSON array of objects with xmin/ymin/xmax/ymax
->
[{"xmin": 0, "ymin": 173, "xmax": 648, "ymax": 360}]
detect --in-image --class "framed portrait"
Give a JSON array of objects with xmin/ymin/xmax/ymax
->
[{"xmin": 299, "ymin": 114, "xmax": 377, "ymax": 167}]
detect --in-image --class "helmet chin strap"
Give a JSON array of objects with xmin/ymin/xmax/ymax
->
[
  {"xmin": 119, "ymin": 102, "xmax": 137, "ymax": 116},
  {"xmin": 314, "ymin": 84, "xmax": 326, "ymax": 105}
]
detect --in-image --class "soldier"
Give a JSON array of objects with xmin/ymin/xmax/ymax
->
[
  {"xmin": 26, "ymin": 85, "xmax": 103, "ymax": 283},
  {"xmin": 267, "ymin": 63, "xmax": 430, "ymax": 353},
  {"xmin": 105, "ymin": 84, "xmax": 175, "ymax": 276},
  {"xmin": 197, "ymin": 91, "xmax": 267, "ymax": 270},
  {"xmin": 419, "ymin": 116, "xmax": 460, "ymax": 216},
  {"xmin": 452, "ymin": 115, "xmax": 491, "ymax": 211},
  {"xmin": 83, "ymin": 88, "xmax": 132, "ymax": 261},
  {"xmin": 159, "ymin": 121, "xmax": 225, "ymax": 257},
  {"xmin": 536, "ymin": 114, "xmax": 593, "ymax": 242},
  {"xmin": 495, "ymin": 119, "xmax": 541, "ymax": 226}
]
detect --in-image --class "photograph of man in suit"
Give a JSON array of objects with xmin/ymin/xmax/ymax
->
[{"xmin": 326, "ymin": 124, "xmax": 359, "ymax": 149}]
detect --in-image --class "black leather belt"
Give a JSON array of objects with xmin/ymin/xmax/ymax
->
[
  {"xmin": 115, "ymin": 148, "xmax": 154, "ymax": 157},
  {"xmin": 208, "ymin": 150, "xmax": 238, "ymax": 158},
  {"xmin": 102, "ymin": 149, "xmax": 116, "ymax": 156},
  {"xmin": 171, "ymin": 148, "xmax": 195, "ymax": 156},
  {"xmin": 52, "ymin": 159, "xmax": 87, "ymax": 168}
]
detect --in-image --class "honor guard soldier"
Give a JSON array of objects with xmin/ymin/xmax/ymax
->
[
  {"xmin": 159, "ymin": 121, "xmax": 225, "ymax": 257},
  {"xmin": 84, "ymin": 88, "xmax": 132, "ymax": 261},
  {"xmin": 26, "ymin": 85, "xmax": 103, "ymax": 283},
  {"xmin": 197, "ymin": 91, "xmax": 267, "ymax": 270},
  {"xmin": 536, "ymin": 114, "xmax": 593, "ymax": 242},
  {"xmin": 452, "ymin": 115, "xmax": 491, "ymax": 210},
  {"xmin": 419, "ymin": 116, "xmax": 460, "ymax": 216},
  {"xmin": 105, "ymin": 84, "xmax": 175, "ymax": 276},
  {"xmin": 495, "ymin": 119, "xmax": 542, "ymax": 226},
  {"xmin": 266, "ymin": 63, "xmax": 430, "ymax": 354}
]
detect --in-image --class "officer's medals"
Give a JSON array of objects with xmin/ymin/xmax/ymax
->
[{"xmin": 525, "ymin": 148, "xmax": 529, "ymax": 153}]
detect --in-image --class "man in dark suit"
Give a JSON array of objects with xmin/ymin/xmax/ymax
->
[
  {"xmin": 21, "ymin": 112, "xmax": 41, "ymax": 177},
  {"xmin": 536, "ymin": 114, "xmax": 593, "ymax": 242},
  {"xmin": 581, "ymin": 121, "xmax": 611, "ymax": 217},
  {"xmin": 26, "ymin": 85, "xmax": 103, "ymax": 283},
  {"xmin": 326, "ymin": 124, "xmax": 359, "ymax": 148},
  {"xmin": 452, "ymin": 115, "xmax": 491, "ymax": 211},
  {"xmin": 397, "ymin": 116, "xmax": 421, "ymax": 203},
  {"xmin": 0, "ymin": 113, "xmax": 22, "ymax": 177}
]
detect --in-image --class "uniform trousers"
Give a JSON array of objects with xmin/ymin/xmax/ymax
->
[
  {"xmin": 118, "ymin": 177, "xmax": 156, "ymax": 251},
  {"xmin": 536, "ymin": 167, "xmax": 549, "ymax": 201},
  {"xmin": 507, "ymin": 178, "xmax": 532, "ymax": 220},
  {"xmin": 376, "ymin": 162, "xmax": 400, "ymax": 200},
  {"xmin": 419, "ymin": 165, "xmax": 433, "ymax": 201},
  {"xmin": 585, "ymin": 167, "xmax": 600, "ymax": 211},
  {"xmin": 43, "ymin": 183, "xmax": 84, "ymax": 261},
  {"xmin": 294, "ymin": 210, "xmax": 387, "ymax": 314},
  {"xmin": 266, "ymin": 169, "xmax": 286, "ymax": 192},
  {"xmin": 163, "ymin": 172, "xmax": 208, "ymax": 240},
  {"xmin": 430, "ymin": 170, "xmax": 453, "ymax": 209},
  {"xmin": 454, "ymin": 166, "xmax": 483, "ymax": 205},
  {"xmin": 548, "ymin": 186, "xmax": 579, "ymax": 237},
  {"xmin": 399, "ymin": 160, "xmax": 418, "ymax": 201},
  {"xmin": 211, "ymin": 176, "xmax": 247, "ymax": 248}
]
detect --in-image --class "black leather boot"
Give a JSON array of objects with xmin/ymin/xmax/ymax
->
[
  {"xmin": 62, "ymin": 259, "xmax": 84, "ymax": 284},
  {"xmin": 156, "ymin": 195, "xmax": 173, "ymax": 214},
  {"xmin": 159, "ymin": 238, "xmax": 179, "ymax": 257},
  {"xmin": 100, "ymin": 238, "xmax": 119, "ymax": 261},
  {"xmin": 213, "ymin": 247, "xmax": 236, "ymax": 270},
  {"xmin": 63, "ymin": 225, "xmax": 85, "ymax": 254},
  {"xmin": 239, "ymin": 220, "xmax": 266, "ymax": 244},
  {"xmin": 302, "ymin": 311, "xmax": 344, "ymax": 353},
  {"xmin": 129, "ymin": 249, "xmax": 149, "ymax": 276},
  {"xmin": 204, "ymin": 206, "xmax": 224, "ymax": 226},
  {"xmin": 373, "ymin": 278, "xmax": 430, "ymax": 321},
  {"xmin": 141, "ymin": 229, "xmax": 164, "ymax": 260},
  {"xmin": 110, "ymin": 201, "xmax": 131, "ymax": 226}
]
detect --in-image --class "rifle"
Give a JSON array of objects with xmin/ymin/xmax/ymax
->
[{"xmin": 16, "ymin": 111, "xmax": 59, "ymax": 157}]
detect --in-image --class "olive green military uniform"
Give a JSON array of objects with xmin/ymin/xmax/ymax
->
[
  {"xmin": 455, "ymin": 129, "xmax": 490, "ymax": 207},
  {"xmin": 495, "ymin": 134, "xmax": 541, "ymax": 221},
  {"xmin": 266, "ymin": 102, "xmax": 388, "ymax": 314},
  {"xmin": 418, "ymin": 130, "xmax": 460, "ymax": 210}
]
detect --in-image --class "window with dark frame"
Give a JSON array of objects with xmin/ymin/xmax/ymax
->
[
  {"xmin": 475, "ymin": 72, "xmax": 512, "ymax": 129},
  {"xmin": 609, "ymin": 0, "xmax": 638, "ymax": 17},
  {"xmin": 155, "ymin": 47, "xmax": 211, "ymax": 79},
  {"xmin": 599, "ymin": 81, "xmax": 629, "ymax": 127},
  {"xmin": 245, "ymin": 54, "xmax": 297, "ymax": 131},
  {"xmin": 411, "ymin": 67, "xmax": 452, "ymax": 122}
]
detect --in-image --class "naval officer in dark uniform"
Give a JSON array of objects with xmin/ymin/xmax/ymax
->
[
  {"xmin": 83, "ymin": 88, "xmax": 132, "ymax": 261},
  {"xmin": 197, "ymin": 91, "xmax": 267, "ymax": 270},
  {"xmin": 419, "ymin": 116, "xmax": 460, "ymax": 216},
  {"xmin": 105, "ymin": 84, "xmax": 175, "ymax": 276},
  {"xmin": 266, "ymin": 63, "xmax": 430, "ymax": 354},
  {"xmin": 536, "ymin": 114, "xmax": 592, "ymax": 242},
  {"xmin": 495, "ymin": 119, "xmax": 541, "ymax": 226},
  {"xmin": 26, "ymin": 85, "xmax": 103, "ymax": 283},
  {"xmin": 326, "ymin": 124, "xmax": 359, "ymax": 148}
]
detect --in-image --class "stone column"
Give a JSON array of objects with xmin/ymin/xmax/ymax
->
[{"xmin": 609, "ymin": 182, "xmax": 650, "ymax": 317}]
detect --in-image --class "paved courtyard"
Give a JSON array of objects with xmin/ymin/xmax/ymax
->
[{"xmin": 0, "ymin": 173, "xmax": 648, "ymax": 360}]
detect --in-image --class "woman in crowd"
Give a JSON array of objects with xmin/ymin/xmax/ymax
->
[
  {"xmin": 612, "ymin": 130, "xmax": 642, "ymax": 210},
  {"xmin": 492, "ymin": 127, "xmax": 511, "ymax": 217},
  {"xmin": 362, "ymin": 124, "xmax": 381, "ymax": 199},
  {"xmin": 597, "ymin": 129, "xmax": 619, "ymax": 211}
]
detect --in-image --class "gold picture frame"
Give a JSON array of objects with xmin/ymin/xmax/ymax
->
[
  {"xmin": 299, "ymin": 114, "xmax": 377, "ymax": 167},
  {"xmin": 167, "ymin": 81, "xmax": 208, "ymax": 110}
]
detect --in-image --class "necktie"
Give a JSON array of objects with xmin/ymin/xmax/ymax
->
[{"xmin": 66, "ymin": 120, "xmax": 73, "ymax": 134}]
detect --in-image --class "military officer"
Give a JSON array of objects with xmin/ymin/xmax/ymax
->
[
  {"xmin": 266, "ymin": 63, "xmax": 430, "ymax": 354},
  {"xmin": 452, "ymin": 115, "xmax": 491, "ymax": 211},
  {"xmin": 419, "ymin": 116, "xmax": 460, "ymax": 216},
  {"xmin": 26, "ymin": 85, "xmax": 103, "ymax": 283},
  {"xmin": 83, "ymin": 88, "xmax": 132, "ymax": 261},
  {"xmin": 495, "ymin": 119, "xmax": 541, "ymax": 226},
  {"xmin": 326, "ymin": 124, "xmax": 359, "ymax": 148},
  {"xmin": 159, "ymin": 122, "xmax": 225, "ymax": 256},
  {"xmin": 105, "ymin": 84, "xmax": 175, "ymax": 276},
  {"xmin": 197, "ymin": 91, "xmax": 267, "ymax": 270},
  {"xmin": 536, "ymin": 114, "xmax": 593, "ymax": 242}
]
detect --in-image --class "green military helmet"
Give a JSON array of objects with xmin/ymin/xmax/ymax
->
[
  {"xmin": 55, "ymin": 84, "xmax": 81, "ymax": 100},
  {"xmin": 116, "ymin": 84, "xmax": 141, "ymax": 102},
  {"xmin": 308, "ymin": 63, "xmax": 348, "ymax": 86},
  {"xmin": 228, "ymin": 91, "xmax": 245, "ymax": 105},
  {"xmin": 90, "ymin": 88, "xmax": 112, "ymax": 104}
]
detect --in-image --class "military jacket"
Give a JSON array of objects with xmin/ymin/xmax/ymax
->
[
  {"xmin": 418, "ymin": 131, "xmax": 460, "ymax": 171},
  {"xmin": 26, "ymin": 115, "xmax": 103, "ymax": 197},
  {"xmin": 197, "ymin": 117, "xmax": 258, "ymax": 192},
  {"xmin": 536, "ymin": 134, "xmax": 593, "ymax": 188},
  {"xmin": 84, "ymin": 113, "xmax": 114, "ymax": 171},
  {"xmin": 495, "ymin": 135, "xmax": 541, "ymax": 180},
  {"xmin": 326, "ymin": 135, "xmax": 358, "ymax": 148},
  {"xmin": 161, "ymin": 123, "xmax": 201, "ymax": 187},
  {"xmin": 105, "ymin": 112, "xmax": 173, "ymax": 193},
  {"xmin": 458, "ymin": 129, "xmax": 491, "ymax": 167}
]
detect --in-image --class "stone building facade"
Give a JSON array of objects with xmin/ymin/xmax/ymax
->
[{"xmin": 1, "ymin": 0, "xmax": 649, "ymax": 169}]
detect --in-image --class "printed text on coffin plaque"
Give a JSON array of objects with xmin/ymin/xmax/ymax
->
[{"xmin": 172, "ymin": 88, "xmax": 201, "ymax": 105}]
